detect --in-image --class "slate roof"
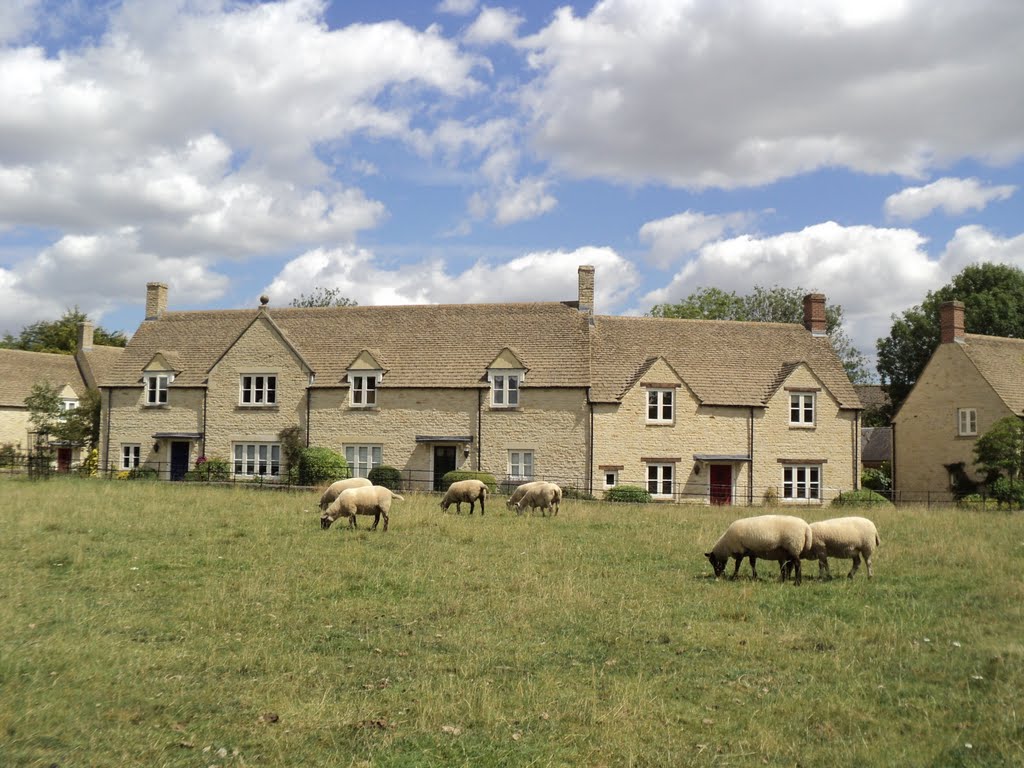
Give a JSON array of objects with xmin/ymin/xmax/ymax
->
[
  {"xmin": 107, "ymin": 302, "xmax": 593, "ymax": 389},
  {"xmin": 854, "ymin": 384, "xmax": 889, "ymax": 410},
  {"xmin": 0, "ymin": 349, "xmax": 84, "ymax": 406},
  {"xmin": 861, "ymin": 426, "xmax": 893, "ymax": 464},
  {"xmin": 961, "ymin": 333, "xmax": 1024, "ymax": 414},
  {"xmin": 589, "ymin": 316, "xmax": 861, "ymax": 407},
  {"xmin": 77, "ymin": 344, "xmax": 125, "ymax": 389}
]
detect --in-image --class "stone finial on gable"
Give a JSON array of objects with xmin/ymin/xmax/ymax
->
[
  {"xmin": 578, "ymin": 265, "xmax": 595, "ymax": 323},
  {"xmin": 940, "ymin": 300, "xmax": 965, "ymax": 344},
  {"xmin": 146, "ymin": 282, "xmax": 168, "ymax": 320},
  {"xmin": 803, "ymin": 293, "xmax": 827, "ymax": 337}
]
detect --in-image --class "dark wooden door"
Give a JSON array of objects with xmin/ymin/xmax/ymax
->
[
  {"xmin": 710, "ymin": 465, "xmax": 732, "ymax": 505},
  {"xmin": 57, "ymin": 448, "xmax": 72, "ymax": 473},
  {"xmin": 170, "ymin": 441, "xmax": 190, "ymax": 481},
  {"xmin": 433, "ymin": 446, "xmax": 457, "ymax": 491}
]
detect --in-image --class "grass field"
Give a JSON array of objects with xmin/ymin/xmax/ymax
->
[{"xmin": 1, "ymin": 478, "xmax": 1022, "ymax": 767}]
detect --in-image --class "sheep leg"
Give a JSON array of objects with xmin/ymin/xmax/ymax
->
[
  {"xmin": 818, "ymin": 556, "xmax": 832, "ymax": 580},
  {"xmin": 749, "ymin": 555, "xmax": 759, "ymax": 580},
  {"xmin": 480, "ymin": 496, "xmax": 485, "ymax": 516},
  {"xmin": 381, "ymin": 511, "xmax": 389, "ymax": 532},
  {"xmin": 848, "ymin": 555, "xmax": 861, "ymax": 579},
  {"xmin": 792, "ymin": 559, "xmax": 802, "ymax": 585},
  {"xmin": 865, "ymin": 554, "xmax": 873, "ymax": 579},
  {"xmin": 370, "ymin": 511, "xmax": 381, "ymax": 531},
  {"xmin": 730, "ymin": 555, "xmax": 744, "ymax": 579}
]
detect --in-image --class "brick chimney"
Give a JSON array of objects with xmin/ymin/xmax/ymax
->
[
  {"xmin": 77, "ymin": 320, "xmax": 94, "ymax": 352},
  {"xmin": 146, "ymin": 282, "xmax": 168, "ymax": 320},
  {"xmin": 940, "ymin": 300, "xmax": 965, "ymax": 344},
  {"xmin": 803, "ymin": 293, "xmax": 827, "ymax": 337},
  {"xmin": 578, "ymin": 265, "xmax": 595, "ymax": 322}
]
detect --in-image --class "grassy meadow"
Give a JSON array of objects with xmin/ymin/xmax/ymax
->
[{"xmin": 1, "ymin": 478, "xmax": 1022, "ymax": 767}]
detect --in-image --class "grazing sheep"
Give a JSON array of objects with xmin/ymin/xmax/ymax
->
[
  {"xmin": 440, "ymin": 479, "xmax": 488, "ymax": 515},
  {"xmin": 704, "ymin": 514, "xmax": 813, "ymax": 585},
  {"xmin": 804, "ymin": 516, "xmax": 880, "ymax": 579},
  {"xmin": 505, "ymin": 481, "xmax": 545, "ymax": 511},
  {"xmin": 320, "ymin": 486, "xmax": 404, "ymax": 532},
  {"xmin": 318, "ymin": 476, "xmax": 373, "ymax": 511},
  {"xmin": 514, "ymin": 482, "xmax": 562, "ymax": 517}
]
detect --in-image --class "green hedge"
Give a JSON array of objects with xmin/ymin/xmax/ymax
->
[
  {"xmin": 368, "ymin": 465, "xmax": 403, "ymax": 492},
  {"xmin": 989, "ymin": 476, "xmax": 1024, "ymax": 509},
  {"xmin": 126, "ymin": 466, "xmax": 159, "ymax": 481},
  {"xmin": 831, "ymin": 489, "xmax": 893, "ymax": 508},
  {"xmin": 298, "ymin": 447, "xmax": 349, "ymax": 486},
  {"xmin": 184, "ymin": 456, "xmax": 231, "ymax": 482},
  {"xmin": 604, "ymin": 484, "xmax": 652, "ymax": 503},
  {"xmin": 440, "ymin": 470, "xmax": 498, "ymax": 493}
]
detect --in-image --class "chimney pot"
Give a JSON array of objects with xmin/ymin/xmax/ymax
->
[
  {"xmin": 940, "ymin": 300, "xmax": 965, "ymax": 344},
  {"xmin": 146, "ymin": 282, "xmax": 168, "ymax": 320},
  {"xmin": 803, "ymin": 293, "xmax": 827, "ymax": 336}
]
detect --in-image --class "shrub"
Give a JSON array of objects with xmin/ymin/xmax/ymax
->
[
  {"xmin": 297, "ymin": 447, "xmax": 348, "ymax": 486},
  {"xmin": 989, "ymin": 476, "xmax": 1024, "ymax": 509},
  {"xmin": 440, "ymin": 470, "xmax": 498, "ymax": 493},
  {"xmin": 604, "ymin": 484, "xmax": 652, "ymax": 503},
  {"xmin": 0, "ymin": 443, "xmax": 19, "ymax": 468},
  {"xmin": 126, "ymin": 466, "xmax": 159, "ymax": 481},
  {"xmin": 762, "ymin": 486, "xmax": 779, "ymax": 505},
  {"xmin": 278, "ymin": 426, "xmax": 305, "ymax": 484},
  {"xmin": 861, "ymin": 466, "xmax": 892, "ymax": 492},
  {"xmin": 831, "ymin": 489, "xmax": 892, "ymax": 508},
  {"xmin": 76, "ymin": 448, "xmax": 99, "ymax": 477},
  {"xmin": 184, "ymin": 456, "xmax": 231, "ymax": 482},
  {"xmin": 561, "ymin": 485, "xmax": 596, "ymax": 501},
  {"xmin": 368, "ymin": 465, "xmax": 403, "ymax": 491},
  {"xmin": 957, "ymin": 493, "xmax": 991, "ymax": 510}
]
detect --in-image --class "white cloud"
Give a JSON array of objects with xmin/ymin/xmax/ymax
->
[
  {"xmin": 464, "ymin": 7, "xmax": 524, "ymax": 46},
  {"xmin": 265, "ymin": 245, "xmax": 639, "ymax": 313},
  {"xmin": 493, "ymin": 177, "xmax": 557, "ymax": 225},
  {"xmin": 520, "ymin": 0, "xmax": 1024, "ymax": 187},
  {"xmin": 641, "ymin": 222, "xmax": 942, "ymax": 362},
  {"xmin": 436, "ymin": 0, "xmax": 478, "ymax": 15},
  {"xmin": 884, "ymin": 177, "xmax": 1017, "ymax": 221},
  {"xmin": 639, "ymin": 210, "xmax": 757, "ymax": 268},
  {"xmin": 939, "ymin": 225, "xmax": 1024, "ymax": 276},
  {"xmin": 0, "ymin": 0, "xmax": 39, "ymax": 44}
]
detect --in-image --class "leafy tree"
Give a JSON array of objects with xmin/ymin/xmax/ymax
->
[
  {"xmin": 289, "ymin": 287, "xmax": 358, "ymax": 308},
  {"xmin": 1, "ymin": 307, "xmax": 126, "ymax": 353},
  {"xmin": 877, "ymin": 263, "xmax": 1024, "ymax": 410},
  {"xmin": 24, "ymin": 382, "xmax": 100, "ymax": 447},
  {"xmin": 974, "ymin": 416, "xmax": 1024, "ymax": 483},
  {"xmin": 650, "ymin": 285, "xmax": 868, "ymax": 383},
  {"xmin": 24, "ymin": 382, "xmax": 64, "ymax": 443}
]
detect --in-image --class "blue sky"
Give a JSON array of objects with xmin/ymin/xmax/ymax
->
[{"xmin": 1, "ymin": 0, "xmax": 1022, "ymax": 376}]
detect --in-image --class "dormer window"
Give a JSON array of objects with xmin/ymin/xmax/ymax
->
[
  {"xmin": 350, "ymin": 372, "xmax": 380, "ymax": 408},
  {"xmin": 490, "ymin": 371, "xmax": 523, "ymax": 408},
  {"xmin": 145, "ymin": 373, "xmax": 170, "ymax": 405},
  {"xmin": 240, "ymin": 374, "xmax": 276, "ymax": 406},
  {"xmin": 60, "ymin": 399, "xmax": 78, "ymax": 413}
]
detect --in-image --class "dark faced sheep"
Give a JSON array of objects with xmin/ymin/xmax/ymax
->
[
  {"xmin": 705, "ymin": 514, "xmax": 813, "ymax": 585},
  {"xmin": 440, "ymin": 479, "xmax": 488, "ymax": 515},
  {"xmin": 320, "ymin": 486, "xmax": 404, "ymax": 532}
]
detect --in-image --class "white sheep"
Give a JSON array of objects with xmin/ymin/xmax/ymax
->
[
  {"xmin": 704, "ymin": 514, "xmax": 813, "ymax": 585},
  {"xmin": 440, "ymin": 479, "xmax": 488, "ymax": 515},
  {"xmin": 505, "ymin": 481, "xmax": 545, "ymax": 511},
  {"xmin": 320, "ymin": 485, "xmax": 404, "ymax": 532},
  {"xmin": 514, "ymin": 482, "xmax": 562, "ymax": 517},
  {"xmin": 318, "ymin": 476, "xmax": 373, "ymax": 511},
  {"xmin": 804, "ymin": 516, "xmax": 880, "ymax": 579}
]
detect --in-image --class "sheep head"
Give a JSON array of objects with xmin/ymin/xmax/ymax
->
[
  {"xmin": 320, "ymin": 513, "xmax": 334, "ymax": 530},
  {"xmin": 705, "ymin": 552, "xmax": 727, "ymax": 577}
]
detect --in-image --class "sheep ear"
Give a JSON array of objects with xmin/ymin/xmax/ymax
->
[{"xmin": 704, "ymin": 552, "xmax": 712, "ymax": 560}]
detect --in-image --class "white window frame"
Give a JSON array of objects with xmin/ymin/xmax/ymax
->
[
  {"xmin": 348, "ymin": 372, "xmax": 380, "ymax": 408},
  {"xmin": 646, "ymin": 388, "xmax": 674, "ymax": 424},
  {"xmin": 646, "ymin": 463, "xmax": 674, "ymax": 499},
  {"xmin": 144, "ymin": 373, "xmax": 170, "ymax": 405},
  {"xmin": 508, "ymin": 450, "xmax": 534, "ymax": 481},
  {"xmin": 490, "ymin": 370, "xmax": 523, "ymax": 408},
  {"xmin": 345, "ymin": 444, "xmax": 382, "ymax": 478},
  {"xmin": 60, "ymin": 399, "xmax": 78, "ymax": 413},
  {"xmin": 782, "ymin": 465, "xmax": 821, "ymax": 502},
  {"xmin": 957, "ymin": 408, "xmax": 978, "ymax": 436},
  {"xmin": 789, "ymin": 392, "xmax": 815, "ymax": 426},
  {"xmin": 233, "ymin": 442, "xmax": 281, "ymax": 477},
  {"xmin": 240, "ymin": 374, "xmax": 277, "ymax": 406},
  {"xmin": 603, "ymin": 469, "xmax": 619, "ymax": 489},
  {"xmin": 121, "ymin": 444, "xmax": 141, "ymax": 470}
]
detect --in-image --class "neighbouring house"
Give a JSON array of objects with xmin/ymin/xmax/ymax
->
[
  {"xmin": 98, "ymin": 268, "xmax": 863, "ymax": 503},
  {"xmin": 893, "ymin": 300, "xmax": 1024, "ymax": 500},
  {"xmin": 860, "ymin": 427, "xmax": 893, "ymax": 471},
  {"xmin": 0, "ymin": 322, "xmax": 123, "ymax": 470}
]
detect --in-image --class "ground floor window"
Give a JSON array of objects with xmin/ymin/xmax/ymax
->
[
  {"xmin": 345, "ymin": 444, "xmax": 382, "ymax": 477},
  {"xmin": 234, "ymin": 443, "xmax": 281, "ymax": 477},
  {"xmin": 121, "ymin": 444, "xmax": 141, "ymax": 470},
  {"xmin": 509, "ymin": 450, "xmax": 534, "ymax": 481},
  {"xmin": 604, "ymin": 469, "xmax": 619, "ymax": 489},
  {"xmin": 783, "ymin": 465, "xmax": 820, "ymax": 500},
  {"xmin": 647, "ymin": 463, "xmax": 674, "ymax": 498}
]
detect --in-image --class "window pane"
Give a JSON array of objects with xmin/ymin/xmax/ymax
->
[
  {"xmin": 345, "ymin": 447, "xmax": 354, "ymax": 465},
  {"xmin": 267, "ymin": 377, "xmax": 276, "ymax": 403},
  {"xmin": 372, "ymin": 447, "xmax": 382, "ymax": 466}
]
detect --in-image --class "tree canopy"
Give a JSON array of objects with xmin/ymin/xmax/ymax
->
[
  {"xmin": 289, "ymin": 287, "xmax": 358, "ymax": 308},
  {"xmin": 650, "ymin": 285, "xmax": 868, "ymax": 383},
  {"xmin": 876, "ymin": 263, "xmax": 1024, "ymax": 410},
  {"xmin": 974, "ymin": 416, "xmax": 1024, "ymax": 482},
  {"xmin": 24, "ymin": 382, "xmax": 99, "ymax": 447},
  {"xmin": 1, "ymin": 307, "xmax": 126, "ymax": 354}
]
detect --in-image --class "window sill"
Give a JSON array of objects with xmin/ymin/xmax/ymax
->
[
  {"xmin": 143, "ymin": 404, "xmax": 170, "ymax": 409},
  {"xmin": 349, "ymin": 405, "xmax": 379, "ymax": 411},
  {"xmin": 781, "ymin": 499, "xmax": 822, "ymax": 504},
  {"xmin": 236, "ymin": 405, "xmax": 279, "ymax": 411},
  {"xmin": 490, "ymin": 406, "xmax": 522, "ymax": 411},
  {"xmin": 788, "ymin": 423, "xmax": 816, "ymax": 430},
  {"xmin": 645, "ymin": 421, "xmax": 674, "ymax": 427}
]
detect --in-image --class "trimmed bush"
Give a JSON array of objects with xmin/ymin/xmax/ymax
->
[
  {"xmin": 297, "ymin": 447, "xmax": 349, "ymax": 487},
  {"xmin": 368, "ymin": 465, "xmax": 403, "ymax": 492},
  {"xmin": 861, "ymin": 466, "xmax": 892, "ymax": 492},
  {"xmin": 184, "ymin": 456, "xmax": 231, "ymax": 482},
  {"xmin": 561, "ymin": 485, "xmax": 596, "ymax": 501},
  {"xmin": 126, "ymin": 466, "xmax": 159, "ymax": 481},
  {"xmin": 604, "ymin": 484, "xmax": 652, "ymax": 503},
  {"xmin": 831, "ymin": 489, "xmax": 893, "ymax": 508},
  {"xmin": 440, "ymin": 470, "xmax": 498, "ymax": 493}
]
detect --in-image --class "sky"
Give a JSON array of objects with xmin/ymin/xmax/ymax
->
[{"xmin": 1, "ymin": 0, "xmax": 1023, "ymax": 377}]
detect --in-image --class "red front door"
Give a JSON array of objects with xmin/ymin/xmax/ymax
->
[{"xmin": 710, "ymin": 465, "xmax": 732, "ymax": 505}]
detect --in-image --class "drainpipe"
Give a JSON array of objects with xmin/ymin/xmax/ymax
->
[
  {"xmin": 104, "ymin": 389, "xmax": 112, "ymax": 474},
  {"xmin": 476, "ymin": 389, "xmax": 482, "ymax": 470},
  {"xmin": 306, "ymin": 382, "xmax": 312, "ymax": 448},
  {"xmin": 202, "ymin": 388, "xmax": 208, "ymax": 458},
  {"xmin": 748, "ymin": 407, "xmax": 755, "ymax": 506},
  {"xmin": 853, "ymin": 410, "xmax": 860, "ymax": 490},
  {"xmin": 588, "ymin": 397, "xmax": 595, "ymax": 497}
]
